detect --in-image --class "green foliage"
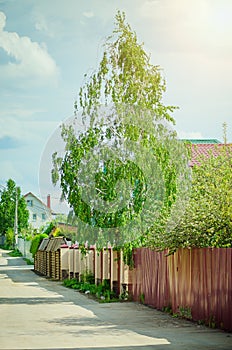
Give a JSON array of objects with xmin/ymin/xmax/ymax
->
[
  {"xmin": 208, "ymin": 315, "xmax": 216, "ymax": 329},
  {"xmin": 80, "ymin": 272, "xmax": 95, "ymax": 284},
  {"xmin": 67, "ymin": 210, "xmax": 78, "ymax": 226},
  {"xmin": 52, "ymin": 11, "xmax": 189, "ymax": 250},
  {"xmin": 30, "ymin": 233, "xmax": 48, "ymax": 257},
  {"xmin": 24, "ymin": 258, "xmax": 34, "ymax": 265},
  {"xmin": 78, "ymin": 11, "xmax": 176, "ymax": 121},
  {"xmin": 162, "ymin": 305, "xmax": 173, "ymax": 314},
  {"xmin": 5, "ymin": 228, "xmax": 15, "ymax": 249},
  {"xmin": 63, "ymin": 277, "xmax": 117, "ymax": 302},
  {"xmin": 139, "ymin": 292, "xmax": 145, "ymax": 304},
  {"xmin": 19, "ymin": 227, "xmax": 36, "ymax": 241},
  {"xmin": 53, "ymin": 213, "xmax": 68, "ymax": 224},
  {"xmin": 7, "ymin": 248, "xmax": 22, "ymax": 257},
  {"xmin": 63, "ymin": 278, "xmax": 80, "ymax": 289},
  {"xmin": 43, "ymin": 222, "xmax": 55, "ymax": 235},
  {"xmin": 0, "ymin": 179, "xmax": 29, "ymax": 236},
  {"xmin": 117, "ymin": 235, "xmax": 145, "ymax": 268},
  {"xmin": 178, "ymin": 306, "xmax": 192, "ymax": 320},
  {"xmin": 165, "ymin": 146, "xmax": 232, "ymax": 252}
]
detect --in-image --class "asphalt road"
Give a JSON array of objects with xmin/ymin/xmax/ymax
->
[{"xmin": 0, "ymin": 248, "xmax": 231, "ymax": 350}]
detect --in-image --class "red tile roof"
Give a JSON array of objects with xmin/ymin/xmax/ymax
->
[{"xmin": 189, "ymin": 143, "xmax": 232, "ymax": 166}]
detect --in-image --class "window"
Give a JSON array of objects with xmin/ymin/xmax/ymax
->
[
  {"xmin": 32, "ymin": 213, "xmax": 37, "ymax": 221},
  {"xmin": 27, "ymin": 199, "xmax": 33, "ymax": 207},
  {"xmin": 42, "ymin": 213, "xmax": 46, "ymax": 220}
]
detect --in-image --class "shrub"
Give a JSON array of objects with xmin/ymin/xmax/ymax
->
[
  {"xmin": 5, "ymin": 228, "xmax": 15, "ymax": 249},
  {"xmin": 30, "ymin": 233, "xmax": 48, "ymax": 257},
  {"xmin": 43, "ymin": 222, "xmax": 55, "ymax": 235}
]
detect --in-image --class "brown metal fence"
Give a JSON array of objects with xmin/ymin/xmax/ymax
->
[{"xmin": 131, "ymin": 247, "xmax": 232, "ymax": 332}]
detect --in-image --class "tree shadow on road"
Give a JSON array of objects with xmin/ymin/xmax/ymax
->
[{"xmin": 25, "ymin": 347, "xmax": 169, "ymax": 350}]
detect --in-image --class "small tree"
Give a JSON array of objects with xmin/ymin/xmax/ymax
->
[{"xmin": 0, "ymin": 179, "xmax": 29, "ymax": 238}]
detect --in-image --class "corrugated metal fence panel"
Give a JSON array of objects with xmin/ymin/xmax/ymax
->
[
  {"xmin": 169, "ymin": 249, "xmax": 192, "ymax": 312},
  {"xmin": 131, "ymin": 247, "xmax": 232, "ymax": 332},
  {"xmin": 132, "ymin": 248, "xmax": 170, "ymax": 309},
  {"xmin": 211, "ymin": 248, "xmax": 232, "ymax": 331}
]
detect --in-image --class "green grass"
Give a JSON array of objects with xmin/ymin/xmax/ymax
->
[
  {"xmin": 23, "ymin": 258, "xmax": 34, "ymax": 265},
  {"xmin": 63, "ymin": 277, "xmax": 122, "ymax": 302},
  {"xmin": 7, "ymin": 249, "xmax": 22, "ymax": 257},
  {"xmin": 0, "ymin": 244, "xmax": 13, "ymax": 250}
]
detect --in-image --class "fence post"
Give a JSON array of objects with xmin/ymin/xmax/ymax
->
[
  {"xmin": 100, "ymin": 249, "xmax": 104, "ymax": 283},
  {"xmin": 110, "ymin": 248, "xmax": 113, "ymax": 291},
  {"xmin": 68, "ymin": 247, "xmax": 74, "ymax": 279},
  {"xmin": 94, "ymin": 248, "xmax": 98, "ymax": 285}
]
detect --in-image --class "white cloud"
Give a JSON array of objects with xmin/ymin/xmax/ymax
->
[
  {"xmin": 137, "ymin": 0, "xmax": 232, "ymax": 55},
  {"xmin": 0, "ymin": 111, "xmax": 58, "ymax": 147},
  {"xmin": 0, "ymin": 160, "xmax": 23, "ymax": 182},
  {"xmin": 0, "ymin": 107, "xmax": 45, "ymax": 119},
  {"xmin": 83, "ymin": 11, "xmax": 94, "ymax": 19},
  {"xmin": 0, "ymin": 11, "xmax": 59, "ymax": 85},
  {"xmin": 34, "ymin": 13, "xmax": 55, "ymax": 38},
  {"xmin": 177, "ymin": 131, "xmax": 204, "ymax": 140}
]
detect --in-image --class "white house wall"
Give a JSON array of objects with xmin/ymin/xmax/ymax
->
[{"xmin": 25, "ymin": 193, "xmax": 52, "ymax": 229}]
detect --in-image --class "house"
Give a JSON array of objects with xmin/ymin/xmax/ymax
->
[{"xmin": 24, "ymin": 192, "xmax": 52, "ymax": 229}]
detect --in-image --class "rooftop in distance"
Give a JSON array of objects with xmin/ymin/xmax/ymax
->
[
  {"xmin": 180, "ymin": 139, "xmax": 221, "ymax": 144},
  {"xmin": 181, "ymin": 139, "xmax": 231, "ymax": 166}
]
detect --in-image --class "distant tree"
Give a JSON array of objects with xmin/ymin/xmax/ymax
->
[
  {"xmin": 67, "ymin": 210, "xmax": 78, "ymax": 226},
  {"xmin": 52, "ymin": 11, "xmax": 189, "ymax": 248},
  {"xmin": 0, "ymin": 179, "xmax": 29, "ymax": 238},
  {"xmin": 53, "ymin": 213, "xmax": 68, "ymax": 224},
  {"xmin": 163, "ymin": 146, "xmax": 232, "ymax": 252}
]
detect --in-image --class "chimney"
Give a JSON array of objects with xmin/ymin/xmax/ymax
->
[{"xmin": 47, "ymin": 194, "xmax": 51, "ymax": 209}]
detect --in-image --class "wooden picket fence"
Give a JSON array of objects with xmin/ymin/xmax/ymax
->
[{"xmin": 34, "ymin": 238, "xmax": 131, "ymax": 295}]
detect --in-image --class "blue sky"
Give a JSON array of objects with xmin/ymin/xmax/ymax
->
[{"xmin": 0, "ymin": 0, "xmax": 232, "ymax": 212}]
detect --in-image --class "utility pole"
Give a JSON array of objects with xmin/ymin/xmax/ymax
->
[{"xmin": 14, "ymin": 187, "xmax": 19, "ymax": 248}]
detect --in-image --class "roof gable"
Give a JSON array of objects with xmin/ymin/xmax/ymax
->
[{"xmin": 24, "ymin": 192, "xmax": 51, "ymax": 212}]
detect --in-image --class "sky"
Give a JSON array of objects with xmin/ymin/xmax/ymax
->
[{"xmin": 0, "ymin": 0, "xmax": 232, "ymax": 212}]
